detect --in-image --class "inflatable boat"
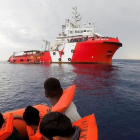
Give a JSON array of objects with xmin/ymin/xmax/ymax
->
[{"xmin": 1, "ymin": 85, "xmax": 98, "ymax": 140}]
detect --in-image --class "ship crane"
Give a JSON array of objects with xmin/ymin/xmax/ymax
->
[{"xmin": 43, "ymin": 40, "xmax": 50, "ymax": 51}]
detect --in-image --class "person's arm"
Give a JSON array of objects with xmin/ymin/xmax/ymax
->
[{"xmin": 12, "ymin": 114, "xmax": 23, "ymax": 120}]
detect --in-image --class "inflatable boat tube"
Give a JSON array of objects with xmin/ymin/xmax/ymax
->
[{"xmin": 3, "ymin": 104, "xmax": 50, "ymax": 138}]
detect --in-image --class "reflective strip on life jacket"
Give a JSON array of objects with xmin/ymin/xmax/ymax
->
[
  {"xmin": 51, "ymin": 85, "xmax": 75, "ymax": 113},
  {"xmin": 72, "ymin": 114, "xmax": 98, "ymax": 140},
  {"xmin": 0, "ymin": 113, "xmax": 14, "ymax": 140},
  {"xmin": 27, "ymin": 111, "xmax": 45, "ymax": 140}
]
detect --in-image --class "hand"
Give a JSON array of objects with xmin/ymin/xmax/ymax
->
[
  {"xmin": 12, "ymin": 113, "xmax": 17, "ymax": 118},
  {"xmin": 12, "ymin": 114, "xmax": 23, "ymax": 119},
  {"xmin": 47, "ymin": 108, "xmax": 51, "ymax": 114}
]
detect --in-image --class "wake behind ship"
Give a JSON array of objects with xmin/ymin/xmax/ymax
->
[{"xmin": 8, "ymin": 7, "xmax": 122, "ymax": 64}]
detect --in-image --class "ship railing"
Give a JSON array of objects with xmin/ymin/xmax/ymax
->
[{"xmin": 68, "ymin": 36, "xmax": 89, "ymax": 43}]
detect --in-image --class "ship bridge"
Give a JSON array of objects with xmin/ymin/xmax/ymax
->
[{"xmin": 56, "ymin": 6, "xmax": 102, "ymax": 40}]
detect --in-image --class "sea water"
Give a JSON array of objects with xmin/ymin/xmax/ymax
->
[{"xmin": 0, "ymin": 59, "xmax": 140, "ymax": 140}]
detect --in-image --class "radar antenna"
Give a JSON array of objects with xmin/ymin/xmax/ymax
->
[{"xmin": 72, "ymin": 6, "xmax": 82, "ymax": 27}]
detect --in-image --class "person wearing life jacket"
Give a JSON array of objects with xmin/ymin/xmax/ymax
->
[
  {"xmin": 40, "ymin": 112, "xmax": 80, "ymax": 140},
  {"xmin": 0, "ymin": 112, "xmax": 24, "ymax": 140},
  {"xmin": 39, "ymin": 112, "xmax": 98, "ymax": 140},
  {"xmin": 13, "ymin": 106, "xmax": 45, "ymax": 140},
  {"xmin": 44, "ymin": 77, "xmax": 81, "ymax": 123}
]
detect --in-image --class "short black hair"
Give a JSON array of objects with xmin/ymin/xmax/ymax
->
[
  {"xmin": 44, "ymin": 77, "xmax": 63, "ymax": 98},
  {"xmin": 40, "ymin": 112, "xmax": 74, "ymax": 139},
  {"xmin": 23, "ymin": 106, "xmax": 40, "ymax": 126},
  {"xmin": 0, "ymin": 113, "xmax": 4, "ymax": 128}
]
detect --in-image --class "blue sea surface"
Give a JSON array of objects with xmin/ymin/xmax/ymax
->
[{"xmin": 0, "ymin": 59, "xmax": 140, "ymax": 140}]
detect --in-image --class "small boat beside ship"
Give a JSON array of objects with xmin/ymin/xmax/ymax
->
[{"xmin": 8, "ymin": 7, "xmax": 122, "ymax": 64}]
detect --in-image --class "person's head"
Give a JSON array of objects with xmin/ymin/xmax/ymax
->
[
  {"xmin": 0, "ymin": 113, "xmax": 4, "ymax": 128},
  {"xmin": 40, "ymin": 112, "xmax": 74, "ymax": 140},
  {"xmin": 23, "ymin": 106, "xmax": 40, "ymax": 128},
  {"xmin": 44, "ymin": 77, "xmax": 63, "ymax": 99}
]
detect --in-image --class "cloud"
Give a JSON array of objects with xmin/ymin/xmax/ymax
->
[{"xmin": 0, "ymin": 0, "xmax": 140, "ymax": 60}]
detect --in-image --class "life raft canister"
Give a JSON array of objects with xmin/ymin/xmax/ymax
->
[
  {"xmin": 51, "ymin": 85, "xmax": 75, "ymax": 113},
  {"xmin": 72, "ymin": 114, "xmax": 98, "ymax": 140},
  {"xmin": 0, "ymin": 113, "xmax": 14, "ymax": 140},
  {"xmin": 27, "ymin": 109, "xmax": 46, "ymax": 140}
]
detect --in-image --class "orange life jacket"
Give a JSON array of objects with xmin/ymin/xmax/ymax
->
[
  {"xmin": 51, "ymin": 85, "xmax": 75, "ymax": 113},
  {"xmin": 0, "ymin": 113, "xmax": 14, "ymax": 140},
  {"xmin": 27, "ymin": 85, "xmax": 75, "ymax": 140},
  {"xmin": 72, "ymin": 114, "xmax": 98, "ymax": 140},
  {"xmin": 27, "ymin": 110, "xmax": 45, "ymax": 140}
]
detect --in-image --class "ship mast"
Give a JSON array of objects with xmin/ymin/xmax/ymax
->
[{"xmin": 72, "ymin": 6, "xmax": 82, "ymax": 28}]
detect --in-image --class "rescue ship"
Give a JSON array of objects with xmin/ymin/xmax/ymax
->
[{"xmin": 8, "ymin": 7, "xmax": 122, "ymax": 64}]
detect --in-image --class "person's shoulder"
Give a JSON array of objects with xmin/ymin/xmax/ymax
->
[
  {"xmin": 65, "ymin": 102, "xmax": 78, "ymax": 112},
  {"xmin": 71, "ymin": 126, "xmax": 80, "ymax": 140},
  {"xmin": 64, "ymin": 102, "xmax": 81, "ymax": 123},
  {"xmin": 69, "ymin": 102, "xmax": 77, "ymax": 108}
]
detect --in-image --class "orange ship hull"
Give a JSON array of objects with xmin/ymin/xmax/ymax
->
[{"xmin": 8, "ymin": 38, "xmax": 122, "ymax": 64}]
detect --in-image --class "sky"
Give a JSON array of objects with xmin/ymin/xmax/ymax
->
[{"xmin": 0, "ymin": 0, "xmax": 140, "ymax": 60}]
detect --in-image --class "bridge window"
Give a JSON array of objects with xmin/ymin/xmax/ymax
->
[
  {"xmin": 84, "ymin": 30, "xmax": 86, "ymax": 32},
  {"xmin": 107, "ymin": 51, "xmax": 113, "ymax": 53}
]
